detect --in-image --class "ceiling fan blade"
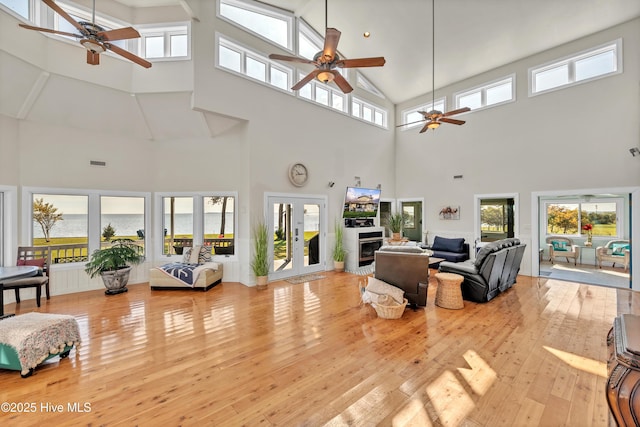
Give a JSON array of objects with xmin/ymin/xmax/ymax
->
[
  {"xmin": 439, "ymin": 117, "xmax": 466, "ymax": 125},
  {"xmin": 18, "ymin": 23, "xmax": 80, "ymax": 38},
  {"xmin": 87, "ymin": 50, "xmax": 100, "ymax": 65},
  {"xmin": 396, "ymin": 119, "xmax": 426, "ymax": 128},
  {"xmin": 336, "ymin": 57, "xmax": 386, "ymax": 68},
  {"xmin": 97, "ymin": 27, "xmax": 140, "ymax": 41},
  {"xmin": 43, "ymin": 0, "xmax": 87, "ymax": 35},
  {"xmin": 321, "ymin": 28, "xmax": 341, "ymax": 62},
  {"xmin": 442, "ymin": 107, "xmax": 471, "ymax": 117},
  {"xmin": 268, "ymin": 53, "xmax": 317, "ymax": 66},
  {"xmin": 292, "ymin": 69, "xmax": 319, "ymax": 91},
  {"xmin": 419, "ymin": 122, "xmax": 431, "ymax": 133},
  {"xmin": 332, "ymin": 72, "xmax": 353, "ymax": 93},
  {"xmin": 105, "ymin": 43, "xmax": 152, "ymax": 68}
]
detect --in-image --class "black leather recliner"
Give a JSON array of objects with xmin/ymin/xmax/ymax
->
[{"xmin": 438, "ymin": 238, "xmax": 526, "ymax": 302}]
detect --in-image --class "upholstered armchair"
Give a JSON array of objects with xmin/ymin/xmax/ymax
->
[
  {"xmin": 546, "ymin": 236, "xmax": 579, "ymax": 265},
  {"xmin": 596, "ymin": 240, "xmax": 630, "ymax": 271}
]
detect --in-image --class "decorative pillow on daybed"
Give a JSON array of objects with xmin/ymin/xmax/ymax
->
[
  {"xmin": 362, "ymin": 276, "xmax": 404, "ymax": 305},
  {"xmin": 182, "ymin": 245, "xmax": 212, "ymax": 264}
]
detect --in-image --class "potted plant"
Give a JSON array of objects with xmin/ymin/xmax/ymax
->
[
  {"xmin": 387, "ymin": 212, "xmax": 404, "ymax": 241},
  {"xmin": 173, "ymin": 241, "xmax": 184, "ymax": 255},
  {"xmin": 251, "ymin": 220, "xmax": 269, "ymax": 290},
  {"xmin": 333, "ymin": 219, "xmax": 346, "ymax": 272},
  {"xmin": 85, "ymin": 238, "xmax": 144, "ymax": 295}
]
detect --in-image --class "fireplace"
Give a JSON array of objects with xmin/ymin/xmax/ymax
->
[
  {"xmin": 344, "ymin": 227, "xmax": 385, "ymax": 272},
  {"xmin": 358, "ymin": 232, "xmax": 384, "ymax": 267}
]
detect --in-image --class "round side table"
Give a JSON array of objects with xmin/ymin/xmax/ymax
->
[{"xmin": 435, "ymin": 272, "xmax": 464, "ymax": 309}]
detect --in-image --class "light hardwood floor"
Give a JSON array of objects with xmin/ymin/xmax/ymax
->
[{"xmin": 1, "ymin": 271, "xmax": 637, "ymax": 426}]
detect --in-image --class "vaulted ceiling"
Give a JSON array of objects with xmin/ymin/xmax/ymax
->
[
  {"xmin": 117, "ymin": 0, "xmax": 640, "ymax": 104},
  {"xmin": 2, "ymin": 0, "xmax": 639, "ymax": 140}
]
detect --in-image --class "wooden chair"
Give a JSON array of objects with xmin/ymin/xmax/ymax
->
[{"xmin": 3, "ymin": 246, "xmax": 51, "ymax": 307}]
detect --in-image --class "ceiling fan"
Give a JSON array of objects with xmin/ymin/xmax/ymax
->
[
  {"xmin": 397, "ymin": 0, "xmax": 469, "ymax": 133},
  {"xmin": 18, "ymin": 0, "xmax": 151, "ymax": 68},
  {"xmin": 268, "ymin": 0, "xmax": 385, "ymax": 93}
]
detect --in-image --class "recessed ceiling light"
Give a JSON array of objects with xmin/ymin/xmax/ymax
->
[{"xmin": 363, "ymin": 31, "xmax": 370, "ymax": 38}]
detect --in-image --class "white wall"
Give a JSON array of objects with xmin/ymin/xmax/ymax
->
[
  {"xmin": 0, "ymin": 6, "xmax": 638, "ymax": 300},
  {"xmin": 395, "ymin": 18, "xmax": 640, "ymax": 284}
]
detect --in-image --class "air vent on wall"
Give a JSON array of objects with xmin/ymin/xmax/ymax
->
[{"xmin": 90, "ymin": 160, "xmax": 106, "ymax": 167}]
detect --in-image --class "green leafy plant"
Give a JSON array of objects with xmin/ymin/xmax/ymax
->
[
  {"xmin": 250, "ymin": 220, "xmax": 269, "ymax": 277},
  {"xmin": 102, "ymin": 223, "xmax": 116, "ymax": 242},
  {"xmin": 84, "ymin": 238, "xmax": 144, "ymax": 278},
  {"xmin": 333, "ymin": 220, "xmax": 346, "ymax": 262},
  {"xmin": 386, "ymin": 212, "xmax": 404, "ymax": 234}
]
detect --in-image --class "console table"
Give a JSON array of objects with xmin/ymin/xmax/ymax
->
[
  {"xmin": 0, "ymin": 266, "xmax": 39, "ymax": 319},
  {"xmin": 607, "ymin": 314, "xmax": 640, "ymax": 425}
]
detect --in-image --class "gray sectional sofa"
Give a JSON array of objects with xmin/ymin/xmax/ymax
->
[{"xmin": 438, "ymin": 238, "xmax": 526, "ymax": 302}]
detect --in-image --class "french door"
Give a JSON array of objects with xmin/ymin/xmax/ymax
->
[{"xmin": 267, "ymin": 195, "xmax": 326, "ymax": 280}]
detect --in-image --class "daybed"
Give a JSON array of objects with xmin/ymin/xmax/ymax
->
[
  {"xmin": 422, "ymin": 236, "xmax": 470, "ymax": 265},
  {"xmin": 150, "ymin": 245, "xmax": 223, "ymax": 291},
  {"xmin": 438, "ymin": 238, "xmax": 526, "ymax": 303}
]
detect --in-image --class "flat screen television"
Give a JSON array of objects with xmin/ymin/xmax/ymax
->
[{"xmin": 343, "ymin": 187, "xmax": 381, "ymax": 218}]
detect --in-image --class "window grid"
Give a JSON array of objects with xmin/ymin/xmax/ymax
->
[
  {"xmin": 530, "ymin": 39, "xmax": 621, "ymax": 95},
  {"xmin": 352, "ymin": 97, "xmax": 387, "ymax": 128},
  {"xmin": 139, "ymin": 26, "xmax": 190, "ymax": 60},
  {"xmin": 455, "ymin": 75, "xmax": 515, "ymax": 111},
  {"xmin": 218, "ymin": 36, "xmax": 294, "ymax": 90}
]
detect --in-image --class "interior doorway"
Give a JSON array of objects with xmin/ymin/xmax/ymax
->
[
  {"xmin": 400, "ymin": 200, "xmax": 423, "ymax": 242},
  {"xmin": 474, "ymin": 193, "xmax": 519, "ymax": 253},
  {"xmin": 266, "ymin": 195, "xmax": 326, "ymax": 281}
]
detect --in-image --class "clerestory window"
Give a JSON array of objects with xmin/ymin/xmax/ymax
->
[
  {"xmin": 218, "ymin": 0, "xmax": 293, "ymax": 50},
  {"xmin": 455, "ymin": 75, "xmax": 514, "ymax": 111},
  {"xmin": 530, "ymin": 39, "xmax": 622, "ymax": 95}
]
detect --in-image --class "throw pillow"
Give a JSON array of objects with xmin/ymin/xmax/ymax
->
[
  {"xmin": 431, "ymin": 236, "xmax": 464, "ymax": 253},
  {"xmin": 198, "ymin": 245, "xmax": 212, "ymax": 263},
  {"xmin": 551, "ymin": 240, "xmax": 567, "ymax": 251},
  {"xmin": 182, "ymin": 248, "xmax": 193, "ymax": 263},
  {"xmin": 17, "ymin": 258, "xmax": 45, "ymax": 268},
  {"xmin": 189, "ymin": 245, "xmax": 202, "ymax": 264},
  {"xmin": 366, "ymin": 276, "xmax": 404, "ymax": 304},
  {"xmin": 611, "ymin": 243, "xmax": 630, "ymax": 256}
]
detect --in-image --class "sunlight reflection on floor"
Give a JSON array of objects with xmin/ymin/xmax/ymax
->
[{"xmin": 544, "ymin": 345, "xmax": 607, "ymax": 377}]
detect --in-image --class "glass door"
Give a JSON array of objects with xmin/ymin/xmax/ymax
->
[
  {"xmin": 267, "ymin": 195, "xmax": 325, "ymax": 280},
  {"xmin": 400, "ymin": 200, "xmax": 422, "ymax": 242}
]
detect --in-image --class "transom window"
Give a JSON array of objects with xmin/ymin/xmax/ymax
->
[
  {"xmin": 217, "ymin": 35, "xmax": 293, "ymax": 91},
  {"xmin": 298, "ymin": 73, "xmax": 347, "ymax": 112},
  {"xmin": 356, "ymin": 72, "xmax": 385, "ymax": 99},
  {"xmin": 138, "ymin": 24, "xmax": 190, "ymax": 59},
  {"xmin": 401, "ymin": 98, "xmax": 446, "ymax": 130},
  {"xmin": 530, "ymin": 39, "xmax": 622, "ymax": 95},
  {"xmin": 219, "ymin": 0, "xmax": 293, "ymax": 50},
  {"xmin": 352, "ymin": 97, "xmax": 386, "ymax": 128},
  {"xmin": 455, "ymin": 75, "xmax": 514, "ymax": 111},
  {"xmin": 0, "ymin": 0, "xmax": 29, "ymax": 18}
]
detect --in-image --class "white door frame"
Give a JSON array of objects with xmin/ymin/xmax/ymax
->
[
  {"xmin": 265, "ymin": 192, "xmax": 327, "ymax": 280},
  {"xmin": 397, "ymin": 198, "xmax": 425, "ymax": 243},
  {"xmin": 530, "ymin": 186, "xmax": 639, "ymax": 291},
  {"xmin": 474, "ymin": 193, "xmax": 520, "ymax": 253}
]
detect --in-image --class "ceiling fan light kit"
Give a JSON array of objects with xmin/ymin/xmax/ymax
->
[{"xmin": 268, "ymin": 0, "xmax": 385, "ymax": 94}]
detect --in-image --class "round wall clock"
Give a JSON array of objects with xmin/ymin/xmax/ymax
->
[{"xmin": 288, "ymin": 163, "xmax": 309, "ymax": 187}]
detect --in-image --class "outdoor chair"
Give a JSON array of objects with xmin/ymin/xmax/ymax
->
[
  {"xmin": 546, "ymin": 236, "xmax": 579, "ymax": 265},
  {"xmin": 2, "ymin": 246, "xmax": 51, "ymax": 307},
  {"xmin": 597, "ymin": 240, "xmax": 630, "ymax": 271}
]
